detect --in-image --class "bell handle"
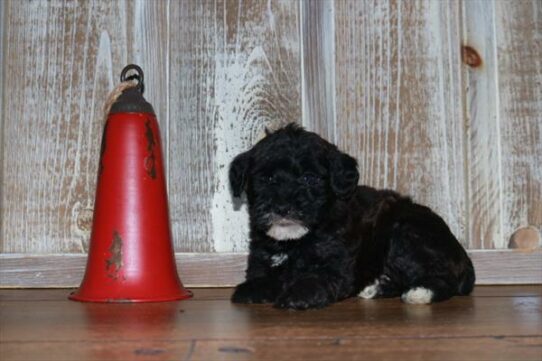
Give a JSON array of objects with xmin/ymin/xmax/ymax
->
[{"xmin": 120, "ymin": 64, "xmax": 144, "ymax": 94}]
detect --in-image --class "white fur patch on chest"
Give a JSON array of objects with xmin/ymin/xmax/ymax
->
[
  {"xmin": 266, "ymin": 223, "xmax": 309, "ymax": 241},
  {"xmin": 270, "ymin": 253, "xmax": 288, "ymax": 267}
]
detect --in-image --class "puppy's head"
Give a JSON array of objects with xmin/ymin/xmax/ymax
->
[{"xmin": 229, "ymin": 124, "xmax": 359, "ymax": 241}]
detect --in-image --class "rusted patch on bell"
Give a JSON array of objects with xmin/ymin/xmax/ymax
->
[
  {"xmin": 461, "ymin": 45, "xmax": 482, "ymax": 68},
  {"xmin": 106, "ymin": 231, "xmax": 123, "ymax": 278},
  {"xmin": 144, "ymin": 119, "xmax": 157, "ymax": 179},
  {"xmin": 144, "ymin": 155, "xmax": 156, "ymax": 178}
]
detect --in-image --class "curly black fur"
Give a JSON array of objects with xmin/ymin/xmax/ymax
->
[{"xmin": 229, "ymin": 124, "xmax": 475, "ymax": 310}]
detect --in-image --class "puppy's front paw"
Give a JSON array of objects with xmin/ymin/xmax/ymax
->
[
  {"xmin": 358, "ymin": 279, "xmax": 380, "ymax": 299},
  {"xmin": 231, "ymin": 280, "xmax": 274, "ymax": 304},
  {"xmin": 274, "ymin": 278, "xmax": 330, "ymax": 310}
]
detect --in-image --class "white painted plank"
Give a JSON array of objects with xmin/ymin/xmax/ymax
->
[
  {"xmin": 462, "ymin": 0, "xmax": 542, "ymax": 248},
  {"xmin": 462, "ymin": 0, "xmax": 503, "ymax": 249},
  {"xmin": 300, "ymin": 0, "xmax": 336, "ymax": 142},
  {"xmin": 168, "ymin": 0, "xmax": 301, "ymax": 252},
  {"xmin": 494, "ymin": 0, "xmax": 542, "ymax": 246},
  {"xmin": 0, "ymin": 0, "xmax": 5, "ymax": 242}
]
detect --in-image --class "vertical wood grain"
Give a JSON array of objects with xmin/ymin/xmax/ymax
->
[
  {"xmin": 462, "ymin": 0, "xmax": 503, "ymax": 249},
  {"xmin": 1, "ymin": 0, "xmax": 132, "ymax": 253},
  {"xmin": 127, "ymin": 0, "xmax": 170, "ymax": 177},
  {"xmin": 333, "ymin": 0, "xmax": 466, "ymax": 245},
  {"xmin": 168, "ymin": 0, "xmax": 215, "ymax": 252},
  {"xmin": 0, "ymin": 0, "xmax": 5, "ymax": 243},
  {"xmin": 462, "ymin": 0, "xmax": 541, "ymax": 248},
  {"xmin": 0, "ymin": 0, "xmax": 539, "ymax": 257},
  {"xmin": 168, "ymin": 0, "xmax": 301, "ymax": 252},
  {"xmin": 300, "ymin": 0, "xmax": 336, "ymax": 142},
  {"xmin": 495, "ymin": 0, "xmax": 542, "ymax": 247}
]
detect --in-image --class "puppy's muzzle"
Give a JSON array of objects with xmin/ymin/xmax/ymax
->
[{"xmin": 266, "ymin": 214, "xmax": 309, "ymax": 241}]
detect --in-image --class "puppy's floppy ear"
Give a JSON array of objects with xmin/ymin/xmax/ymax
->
[
  {"xmin": 329, "ymin": 150, "xmax": 359, "ymax": 199},
  {"xmin": 229, "ymin": 151, "xmax": 251, "ymax": 197}
]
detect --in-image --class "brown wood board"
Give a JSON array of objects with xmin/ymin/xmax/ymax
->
[{"xmin": 1, "ymin": 287, "xmax": 541, "ymax": 361}]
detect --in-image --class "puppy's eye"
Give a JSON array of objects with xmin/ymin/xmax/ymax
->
[
  {"xmin": 300, "ymin": 173, "xmax": 321, "ymax": 186},
  {"xmin": 265, "ymin": 174, "xmax": 277, "ymax": 184}
]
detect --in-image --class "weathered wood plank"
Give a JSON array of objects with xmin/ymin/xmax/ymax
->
[
  {"xmin": 470, "ymin": 285, "xmax": 542, "ymax": 298},
  {"xmin": 168, "ymin": 0, "xmax": 301, "ymax": 252},
  {"xmin": 462, "ymin": 0, "xmax": 503, "ymax": 249},
  {"xmin": 1, "ymin": 250, "xmax": 540, "ymax": 288},
  {"xmin": 127, "ymin": 0, "xmax": 171, "ymax": 177},
  {"xmin": 0, "ymin": 0, "xmax": 5, "ymax": 242},
  {"xmin": 462, "ymin": 0, "xmax": 541, "ymax": 249},
  {"xmin": 469, "ymin": 249, "xmax": 542, "ymax": 285},
  {"xmin": 0, "ymin": 0, "xmax": 132, "ymax": 253},
  {"xmin": 167, "ymin": 0, "xmax": 215, "ymax": 253},
  {"xmin": 333, "ymin": 0, "xmax": 467, "ymax": 246},
  {"xmin": 0, "ymin": 288, "xmax": 238, "ymax": 302},
  {"xmin": 300, "ymin": 0, "xmax": 336, "ymax": 142},
  {"xmin": 0, "ymin": 253, "xmax": 246, "ymax": 288},
  {"xmin": 495, "ymin": 0, "xmax": 542, "ymax": 247},
  {"xmin": 2, "ymin": 337, "xmax": 542, "ymax": 361}
]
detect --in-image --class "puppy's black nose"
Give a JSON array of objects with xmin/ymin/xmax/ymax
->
[{"xmin": 275, "ymin": 204, "xmax": 291, "ymax": 217}]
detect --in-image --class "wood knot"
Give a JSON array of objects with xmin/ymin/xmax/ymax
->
[
  {"xmin": 461, "ymin": 45, "xmax": 482, "ymax": 68},
  {"xmin": 508, "ymin": 226, "xmax": 541, "ymax": 250},
  {"xmin": 76, "ymin": 208, "xmax": 94, "ymax": 232}
]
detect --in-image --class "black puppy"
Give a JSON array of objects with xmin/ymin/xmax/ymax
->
[{"xmin": 230, "ymin": 124, "xmax": 475, "ymax": 309}]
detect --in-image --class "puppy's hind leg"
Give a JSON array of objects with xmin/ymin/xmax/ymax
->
[{"xmin": 401, "ymin": 277, "xmax": 454, "ymax": 304}]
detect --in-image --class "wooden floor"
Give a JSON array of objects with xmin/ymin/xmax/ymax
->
[{"xmin": 1, "ymin": 286, "xmax": 541, "ymax": 361}]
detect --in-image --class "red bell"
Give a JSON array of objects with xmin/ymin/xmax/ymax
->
[{"xmin": 70, "ymin": 65, "xmax": 192, "ymax": 302}]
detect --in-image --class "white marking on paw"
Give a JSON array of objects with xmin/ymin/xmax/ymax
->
[
  {"xmin": 401, "ymin": 287, "xmax": 434, "ymax": 304},
  {"xmin": 266, "ymin": 219, "xmax": 309, "ymax": 241},
  {"xmin": 358, "ymin": 279, "xmax": 380, "ymax": 299},
  {"xmin": 271, "ymin": 253, "xmax": 288, "ymax": 267}
]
